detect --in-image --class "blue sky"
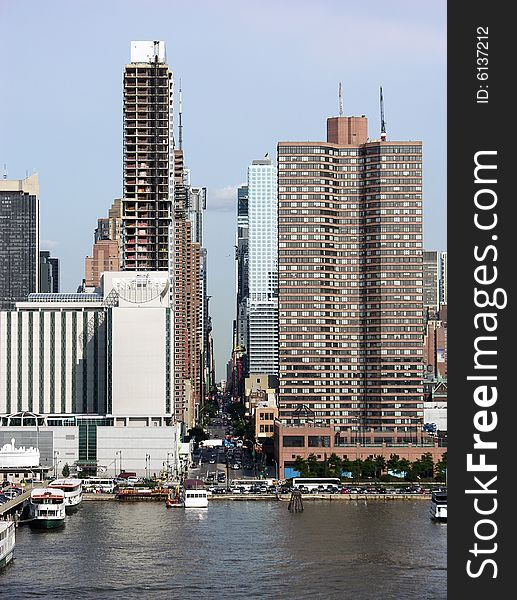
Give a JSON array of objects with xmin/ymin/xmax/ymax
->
[{"xmin": 0, "ymin": 0, "xmax": 446, "ymax": 378}]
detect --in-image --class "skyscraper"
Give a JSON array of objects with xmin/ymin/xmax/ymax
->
[
  {"xmin": 121, "ymin": 41, "xmax": 173, "ymax": 271},
  {"xmin": 236, "ymin": 185, "xmax": 249, "ymax": 351},
  {"xmin": 39, "ymin": 251, "xmax": 60, "ymax": 293},
  {"xmin": 0, "ymin": 174, "xmax": 39, "ymax": 309},
  {"xmin": 423, "ymin": 250, "xmax": 439, "ymax": 312},
  {"xmin": 277, "ymin": 114, "xmax": 424, "ymax": 441},
  {"xmin": 247, "ymin": 157, "xmax": 278, "ymax": 375},
  {"xmin": 439, "ymin": 251, "xmax": 447, "ymax": 306},
  {"xmin": 85, "ymin": 199, "xmax": 122, "ymax": 289},
  {"xmin": 171, "ymin": 151, "xmax": 206, "ymax": 427}
]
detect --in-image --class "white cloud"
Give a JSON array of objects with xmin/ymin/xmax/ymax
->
[
  {"xmin": 41, "ymin": 239, "xmax": 59, "ymax": 250},
  {"xmin": 206, "ymin": 184, "xmax": 245, "ymax": 212}
]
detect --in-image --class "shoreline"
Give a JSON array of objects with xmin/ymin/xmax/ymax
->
[{"xmin": 83, "ymin": 492, "xmax": 431, "ymax": 502}]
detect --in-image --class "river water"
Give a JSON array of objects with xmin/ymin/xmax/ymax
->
[{"xmin": 1, "ymin": 499, "xmax": 446, "ymax": 599}]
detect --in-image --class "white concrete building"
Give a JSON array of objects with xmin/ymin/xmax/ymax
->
[
  {"xmin": 0, "ymin": 419, "xmax": 186, "ymax": 479},
  {"xmin": 102, "ymin": 271, "xmax": 172, "ymax": 417},
  {"xmin": 0, "ymin": 293, "xmax": 106, "ymax": 415},
  {"xmin": 96, "ymin": 424, "xmax": 181, "ymax": 478},
  {"xmin": 0, "ymin": 272, "xmax": 187, "ymax": 477},
  {"xmin": 247, "ymin": 157, "xmax": 278, "ymax": 375},
  {"xmin": 423, "ymin": 402, "xmax": 447, "ymax": 432},
  {"xmin": 0, "ymin": 272, "xmax": 174, "ymax": 419}
]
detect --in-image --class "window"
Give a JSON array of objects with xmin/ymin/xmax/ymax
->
[
  {"xmin": 308, "ymin": 436, "xmax": 331, "ymax": 448},
  {"xmin": 283, "ymin": 436, "xmax": 305, "ymax": 447}
]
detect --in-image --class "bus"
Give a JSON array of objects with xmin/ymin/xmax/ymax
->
[
  {"xmin": 81, "ymin": 477, "xmax": 115, "ymax": 493},
  {"xmin": 230, "ymin": 478, "xmax": 276, "ymax": 492},
  {"xmin": 291, "ymin": 477, "xmax": 341, "ymax": 491}
]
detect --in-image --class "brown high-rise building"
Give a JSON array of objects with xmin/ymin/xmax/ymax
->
[
  {"xmin": 423, "ymin": 305, "xmax": 447, "ymax": 380},
  {"xmin": 85, "ymin": 199, "xmax": 122, "ymax": 289},
  {"xmin": 171, "ymin": 150, "xmax": 205, "ymax": 428},
  {"xmin": 121, "ymin": 41, "xmax": 173, "ymax": 271},
  {"xmin": 277, "ymin": 114, "xmax": 424, "ymax": 441}
]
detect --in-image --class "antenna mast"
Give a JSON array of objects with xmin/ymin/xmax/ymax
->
[
  {"xmin": 380, "ymin": 86, "xmax": 387, "ymax": 141},
  {"xmin": 3, "ymin": 164, "xmax": 7, "ymax": 179},
  {"xmin": 178, "ymin": 79, "xmax": 183, "ymax": 151},
  {"xmin": 338, "ymin": 82, "xmax": 343, "ymax": 116}
]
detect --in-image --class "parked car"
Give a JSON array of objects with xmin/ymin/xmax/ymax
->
[{"xmin": 2, "ymin": 490, "xmax": 20, "ymax": 500}]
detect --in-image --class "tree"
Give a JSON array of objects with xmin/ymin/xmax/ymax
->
[
  {"xmin": 294, "ymin": 456, "xmax": 308, "ymax": 477},
  {"xmin": 61, "ymin": 463, "xmax": 70, "ymax": 478},
  {"xmin": 362, "ymin": 456, "xmax": 376, "ymax": 479},
  {"xmin": 307, "ymin": 453, "xmax": 320, "ymax": 476},
  {"xmin": 351, "ymin": 459, "xmax": 363, "ymax": 480},
  {"xmin": 374, "ymin": 455, "xmax": 386, "ymax": 479},
  {"xmin": 398, "ymin": 458, "xmax": 411, "ymax": 478},
  {"xmin": 435, "ymin": 452, "xmax": 447, "ymax": 481},
  {"xmin": 341, "ymin": 456, "xmax": 353, "ymax": 477},
  {"xmin": 387, "ymin": 453, "xmax": 400, "ymax": 474},
  {"xmin": 418, "ymin": 452, "xmax": 435, "ymax": 479},
  {"xmin": 327, "ymin": 453, "xmax": 343, "ymax": 478},
  {"xmin": 188, "ymin": 426, "xmax": 209, "ymax": 446}
]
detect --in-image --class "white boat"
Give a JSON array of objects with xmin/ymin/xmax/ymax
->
[
  {"xmin": 430, "ymin": 490, "xmax": 447, "ymax": 522},
  {"xmin": 183, "ymin": 488, "xmax": 209, "ymax": 508},
  {"xmin": 0, "ymin": 521, "xmax": 15, "ymax": 569},
  {"xmin": 182, "ymin": 479, "xmax": 208, "ymax": 508},
  {"xmin": 29, "ymin": 488, "xmax": 66, "ymax": 529},
  {"xmin": 48, "ymin": 478, "xmax": 83, "ymax": 512}
]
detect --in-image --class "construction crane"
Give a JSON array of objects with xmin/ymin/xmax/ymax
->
[
  {"xmin": 380, "ymin": 86, "xmax": 387, "ymax": 141},
  {"xmin": 338, "ymin": 82, "xmax": 343, "ymax": 116}
]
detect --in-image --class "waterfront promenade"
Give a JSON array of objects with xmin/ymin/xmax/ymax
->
[{"xmin": 82, "ymin": 491, "xmax": 431, "ymax": 502}]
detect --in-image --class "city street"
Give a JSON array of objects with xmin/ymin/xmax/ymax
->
[{"xmin": 186, "ymin": 410, "xmax": 274, "ymax": 486}]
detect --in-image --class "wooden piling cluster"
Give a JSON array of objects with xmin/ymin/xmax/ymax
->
[{"xmin": 288, "ymin": 489, "xmax": 304, "ymax": 512}]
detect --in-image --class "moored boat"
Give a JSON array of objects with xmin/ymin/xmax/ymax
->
[
  {"xmin": 48, "ymin": 478, "xmax": 83, "ymax": 513},
  {"xmin": 182, "ymin": 479, "xmax": 208, "ymax": 509},
  {"xmin": 0, "ymin": 521, "xmax": 15, "ymax": 569},
  {"xmin": 29, "ymin": 488, "xmax": 66, "ymax": 528},
  {"xmin": 430, "ymin": 490, "xmax": 447, "ymax": 522},
  {"xmin": 165, "ymin": 486, "xmax": 182, "ymax": 508}
]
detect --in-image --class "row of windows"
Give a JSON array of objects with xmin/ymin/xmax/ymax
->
[
  {"xmin": 259, "ymin": 412, "xmax": 275, "ymax": 420},
  {"xmin": 259, "ymin": 424, "xmax": 274, "ymax": 433},
  {"xmin": 364, "ymin": 145, "xmax": 422, "ymax": 155},
  {"xmin": 278, "ymin": 146, "xmax": 359, "ymax": 155}
]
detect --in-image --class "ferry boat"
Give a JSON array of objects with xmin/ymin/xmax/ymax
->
[
  {"xmin": 0, "ymin": 521, "xmax": 15, "ymax": 569},
  {"xmin": 48, "ymin": 478, "xmax": 83, "ymax": 512},
  {"xmin": 29, "ymin": 488, "xmax": 66, "ymax": 528},
  {"xmin": 182, "ymin": 479, "xmax": 208, "ymax": 508},
  {"xmin": 430, "ymin": 490, "xmax": 447, "ymax": 522}
]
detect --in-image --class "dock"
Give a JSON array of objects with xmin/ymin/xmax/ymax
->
[
  {"xmin": 211, "ymin": 493, "xmax": 431, "ymax": 501},
  {"xmin": 115, "ymin": 488, "xmax": 170, "ymax": 501},
  {"xmin": 0, "ymin": 488, "xmax": 31, "ymax": 521}
]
